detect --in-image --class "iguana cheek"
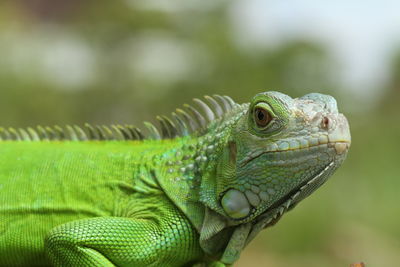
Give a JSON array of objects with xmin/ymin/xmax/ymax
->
[{"xmin": 221, "ymin": 189, "xmax": 250, "ymax": 219}]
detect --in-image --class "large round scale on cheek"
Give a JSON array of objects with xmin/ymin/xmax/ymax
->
[{"xmin": 221, "ymin": 189, "xmax": 251, "ymax": 219}]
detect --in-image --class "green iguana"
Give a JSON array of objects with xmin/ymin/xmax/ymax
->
[{"xmin": 0, "ymin": 91, "xmax": 351, "ymax": 266}]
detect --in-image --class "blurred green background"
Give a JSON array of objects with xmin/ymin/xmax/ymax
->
[{"xmin": 1, "ymin": 1, "xmax": 399, "ymax": 266}]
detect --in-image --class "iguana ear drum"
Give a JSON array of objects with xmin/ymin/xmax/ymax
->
[
  {"xmin": 229, "ymin": 141, "xmax": 237, "ymax": 164},
  {"xmin": 221, "ymin": 189, "xmax": 250, "ymax": 219}
]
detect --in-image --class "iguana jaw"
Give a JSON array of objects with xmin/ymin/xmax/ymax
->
[
  {"xmin": 245, "ymin": 158, "xmax": 340, "ymax": 236},
  {"xmin": 256, "ymin": 144, "xmax": 348, "ymax": 229},
  {"xmin": 220, "ymin": 138, "xmax": 349, "ymax": 224}
]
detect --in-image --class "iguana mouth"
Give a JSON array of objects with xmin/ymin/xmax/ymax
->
[{"xmin": 240, "ymin": 141, "xmax": 350, "ymax": 167}]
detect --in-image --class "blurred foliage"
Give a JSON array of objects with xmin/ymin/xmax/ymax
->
[
  {"xmin": 0, "ymin": 0, "xmax": 337, "ymax": 127},
  {"xmin": 0, "ymin": 1, "xmax": 399, "ymax": 266}
]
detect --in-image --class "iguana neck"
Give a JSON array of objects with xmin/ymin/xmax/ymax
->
[{"xmin": 154, "ymin": 104, "xmax": 248, "ymax": 230}]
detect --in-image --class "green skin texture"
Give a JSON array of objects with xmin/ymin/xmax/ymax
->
[{"xmin": 0, "ymin": 91, "xmax": 351, "ymax": 266}]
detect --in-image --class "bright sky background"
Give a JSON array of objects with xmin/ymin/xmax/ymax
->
[{"xmin": 229, "ymin": 0, "xmax": 400, "ymax": 100}]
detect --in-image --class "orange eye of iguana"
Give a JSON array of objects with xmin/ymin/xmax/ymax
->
[{"xmin": 254, "ymin": 107, "xmax": 272, "ymax": 127}]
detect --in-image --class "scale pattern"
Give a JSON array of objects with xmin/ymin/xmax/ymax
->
[
  {"xmin": 46, "ymin": 202, "xmax": 203, "ymax": 267},
  {"xmin": 0, "ymin": 91, "xmax": 351, "ymax": 266}
]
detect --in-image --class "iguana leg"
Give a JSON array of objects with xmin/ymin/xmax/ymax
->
[{"xmin": 45, "ymin": 215, "xmax": 203, "ymax": 267}]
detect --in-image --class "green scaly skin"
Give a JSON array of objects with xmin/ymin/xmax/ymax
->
[{"xmin": 0, "ymin": 91, "xmax": 351, "ymax": 266}]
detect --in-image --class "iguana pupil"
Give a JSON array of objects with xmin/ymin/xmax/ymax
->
[{"xmin": 255, "ymin": 107, "xmax": 271, "ymax": 127}]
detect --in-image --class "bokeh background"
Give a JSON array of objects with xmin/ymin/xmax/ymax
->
[{"xmin": 1, "ymin": 0, "xmax": 399, "ymax": 266}]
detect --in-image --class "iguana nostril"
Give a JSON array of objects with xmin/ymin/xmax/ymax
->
[{"xmin": 321, "ymin": 117, "xmax": 330, "ymax": 129}]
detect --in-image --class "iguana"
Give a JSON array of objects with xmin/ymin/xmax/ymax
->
[{"xmin": 0, "ymin": 91, "xmax": 350, "ymax": 266}]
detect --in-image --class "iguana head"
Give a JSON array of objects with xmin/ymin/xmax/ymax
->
[
  {"xmin": 217, "ymin": 91, "xmax": 350, "ymax": 223},
  {"xmin": 148, "ymin": 91, "xmax": 350, "ymax": 255}
]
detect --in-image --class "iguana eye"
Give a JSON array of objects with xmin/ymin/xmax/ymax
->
[{"xmin": 254, "ymin": 107, "xmax": 272, "ymax": 128}]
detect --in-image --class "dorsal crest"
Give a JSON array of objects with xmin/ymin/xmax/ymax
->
[{"xmin": 0, "ymin": 95, "xmax": 238, "ymax": 142}]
